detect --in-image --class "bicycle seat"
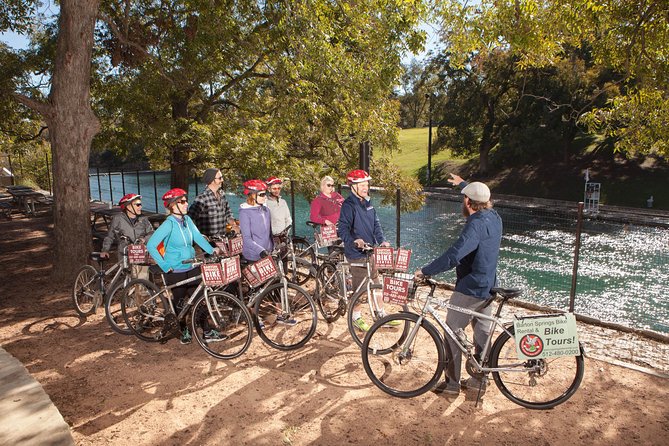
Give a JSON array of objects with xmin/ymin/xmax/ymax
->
[
  {"xmin": 491, "ymin": 288, "xmax": 522, "ymax": 299},
  {"xmin": 89, "ymin": 252, "xmax": 105, "ymax": 262}
]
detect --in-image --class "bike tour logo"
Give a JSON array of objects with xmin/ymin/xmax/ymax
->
[{"xmin": 519, "ymin": 333, "xmax": 544, "ymax": 357}]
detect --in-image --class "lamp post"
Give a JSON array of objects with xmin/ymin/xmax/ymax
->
[{"xmin": 425, "ymin": 93, "xmax": 433, "ymax": 186}]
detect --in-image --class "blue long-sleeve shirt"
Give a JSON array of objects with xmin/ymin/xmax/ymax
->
[
  {"xmin": 147, "ymin": 215, "xmax": 214, "ymax": 273},
  {"xmin": 337, "ymin": 193, "xmax": 385, "ymax": 260},
  {"xmin": 421, "ymin": 208, "xmax": 502, "ymax": 299}
]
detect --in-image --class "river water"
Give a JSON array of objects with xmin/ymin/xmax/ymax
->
[{"xmin": 90, "ymin": 171, "xmax": 669, "ymax": 333}]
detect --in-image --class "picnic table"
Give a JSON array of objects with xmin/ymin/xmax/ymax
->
[{"xmin": 7, "ymin": 188, "xmax": 47, "ymax": 216}]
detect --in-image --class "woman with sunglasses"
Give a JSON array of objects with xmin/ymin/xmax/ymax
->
[
  {"xmin": 309, "ymin": 175, "xmax": 344, "ymax": 226},
  {"xmin": 147, "ymin": 188, "xmax": 219, "ymax": 343},
  {"xmin": 239, "ymin": 180, "xmax": 273, "ymax": 261}
]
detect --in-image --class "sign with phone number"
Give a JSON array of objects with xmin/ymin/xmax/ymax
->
[{"xmin": 513, "ymin": 313, "xmax": 580, "ymax": 360}]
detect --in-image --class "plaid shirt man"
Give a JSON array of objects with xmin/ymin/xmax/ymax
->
[{"xmin": 187, "ymin": 187, "xmax": 233, "ymax": 237}]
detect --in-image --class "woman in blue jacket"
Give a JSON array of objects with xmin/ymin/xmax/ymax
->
[{"xmin": 147, "ymin": 188, "xmax": 218, "ymax": 343}]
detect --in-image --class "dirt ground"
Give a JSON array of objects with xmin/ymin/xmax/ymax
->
[{"xmin": 1, "ymin": 214, "xmax": 668, "ymax": 446}]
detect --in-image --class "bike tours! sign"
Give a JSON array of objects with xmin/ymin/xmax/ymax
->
[
  {"xmin": 382, "ymin": 275, "xmax": 412, "ymax": 304},
  {"xmin": 242, "ymin": 256, "xmax": 278, "ymax": 288},
  {"xmin": 513, "ymin": 313, "xmax": 580, "ymax": 359}
]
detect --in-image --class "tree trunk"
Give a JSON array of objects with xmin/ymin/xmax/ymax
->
[
  {"xmin": 48, "ymin": 0, "xmax": 101, "ymax": 283},
  {"xmin": 562, "ymin": 123, "xmax": 577, "ymax": 163},
  {"xmin": 478, "ymin": 100, "xmax": 496, "ymax": 174}
]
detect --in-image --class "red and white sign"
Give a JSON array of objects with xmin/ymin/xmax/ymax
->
[
  {"xmin": 382, "ymin": 276, "xmax": 411, "ymax": 304},
  {"xmin": 214, "ymin": 240, "xmax": 229, "ymax": 257},
  {"xmin": 228, "ymin": 235, "xmax": 244, "ymax": 256},
  {"xmin": 221, "ymin": 256, "xmax": 241, "ymax": 285},
  {"xmin": 201, "ymin": 263, "xmax": 226, "ymax": 286},
  {"xmin": 128, "ymin": 244, "xmax": 148, "ymax": 264},
  {"xmin": 374, "ymin": 247, "xmax": 395, "ymax": 270},
  {"xmin": 242, "ymin": 256, "xmax": 278, "ymax": 288},
  {"xmin": 317, "ymin": 224, "xmax": 339, "ymax": 247},
  {"xmin": 394, "ymin": 248, "xmax": 412, "ymax": 272}
]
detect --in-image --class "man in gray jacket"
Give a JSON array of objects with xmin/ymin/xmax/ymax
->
[{"xmin": 101, "ymin": 193, "xmax": 154, "ymax": 260}]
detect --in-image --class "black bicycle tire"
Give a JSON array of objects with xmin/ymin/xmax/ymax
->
[
  {"xmin": 121, "ymin": 279, "xmax": 167, "ymax": 343},
  {"xmin": 191, "ymin": 291, "xmax": 253, "ymax": 360},
  {"xmin": 362, "ymin": 312, "xmax": 445, "ymax": 398},
  {"xmin": 315, "ymin": 262, "xmax": 344, "ymax": 323},
  {"xmin": 286, "ymin": 256, "xmax": 314, "ymax": 286},
  {"xmin": 347, "ymin": 284, "xmax": 409, "ymax": 349},
  {"xmin": 104, "ymin": 281, "xmax": 133, "ymax": 335},
  {"xmin": 253, "ymin": 282, "xmax": 317, "ymax": 351},
  {"xmin": 490, "ymin": 326, "xmax": 585, "ymax": 410},
  {"xmin": 72, "ymin": 265, "xmax": 100, "ymax": 316}
]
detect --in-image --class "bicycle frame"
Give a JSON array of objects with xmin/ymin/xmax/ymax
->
[{"xmin": 410, "ymin": 289, "xmax": 520, "ymax": 376}]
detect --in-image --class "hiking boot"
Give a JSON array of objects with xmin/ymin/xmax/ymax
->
[
  {"xmin": 276, "ymin": 314, "xmax": 297, "ymax": 326},
  {"xmin": 352, "ymin": 317, "xmax": 371, "ymax": 332},
  {"xmin": 180, "ymin": 328, "xmax": 192, "ymax": 344},
  {"xmin": 204, "ymin": 329, "xmax": 229, "ymax": 343},
  {"xmin": 461, "ymin": 377, "xmax": 487, "ymax": 391},
  {"xmin": 432, "ymin": 380, "xmax": 460, "ymax": 395}
]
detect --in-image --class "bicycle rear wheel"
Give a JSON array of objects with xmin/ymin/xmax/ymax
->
[
  {"xmin": 362, "ymin": 313, "xmax": 445, "ymax": 398},
  {"xmin": 191, "ymin": 291, "xmax": 253, "ymax": 360},
  {"xmin": 105, "ymin": 281, "xmax": 133, "ymax": 335},
  {"xmin": 315, "ymin": 262, "xmax": 345, "ymax": 323},
  {"xmin": 72, "ymin": 265, "xmax": 101, "ymax": 316},
  {"xmin": 347, "ymin": 285, "xmax": 408, "ymax": 349},
  {"xmin": 121, "ymin": 279, "xmax": 168, "ymax": 342},
  {"xmin": 254, "ymin": 282, "xmax": 317, "ymax": 351},
  {"xmin": 490, "ymin": 326, "xmax": 585, "ymax": 409}
]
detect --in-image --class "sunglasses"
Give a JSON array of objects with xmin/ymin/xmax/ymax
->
[
  {"xmin": 134, "ymin": 202, "xmax": 143, "ymax": 207},
  {"xmin": 215, "ymin": 176, "xmax": 223, "ymax": 180},
  {"xmin": 177, "ymin": 199, "xmax": 188, "ymax": 204},
  {"xmin": 325, "ymin": 184, "xmax": 334, "ymax": 187},
  {"xmin": 257, "ymin": 192, "xmax": 267, "ymax": 197}
]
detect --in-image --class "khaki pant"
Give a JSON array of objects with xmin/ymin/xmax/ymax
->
[{"xmin": 131, "ymin": 265, "xmax": 150, "ymax": 281}]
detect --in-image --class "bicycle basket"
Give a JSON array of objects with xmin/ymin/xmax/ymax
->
[
  {"xmin": 381, "ymin": 272, "xmax": 415, "ymax": 305},
  {"xmin": 242, "ymin": 256, "xmax": 278, "ymax": 288}
]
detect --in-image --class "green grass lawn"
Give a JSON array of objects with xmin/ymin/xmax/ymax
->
[{"xmin": 388, "ymin": 127, "xmax": 467, "ymax": 183}]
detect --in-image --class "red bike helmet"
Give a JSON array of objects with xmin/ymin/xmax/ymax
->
[
  {"xmin": 162, "ymin": 188, "xmax": 187, "ymax": 208},
  {"xmin": 118, "ymin": 193, "xmax": 141, "ymax": 209},
  {"xmin": 243, "ymin": 179, "xmax": 268, "ymax": 195},
  {"xmin": 266, "ymin": 176, "xmax": 283, "ymax": 186},
  {"xmin": 346, "ymin": 169, "xmax": 372, "ymax": 185}
]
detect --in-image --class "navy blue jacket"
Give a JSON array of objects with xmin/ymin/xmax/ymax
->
[
  {"xmin": 337, "ymin": 193, "xmax": 386, "ymax": 260},
  {"xmin": 421, "ymin": 208, "xmax": 502, "ymax": 299}
]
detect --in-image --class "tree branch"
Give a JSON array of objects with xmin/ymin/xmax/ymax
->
[{"xmin": 11, "ymin": 93, "xmax": 53, "ymax": 120}]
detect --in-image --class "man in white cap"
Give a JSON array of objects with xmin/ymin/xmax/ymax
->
[{"xmin": 415, "ymin": 173, "xmax": 502, "ymax": 395}]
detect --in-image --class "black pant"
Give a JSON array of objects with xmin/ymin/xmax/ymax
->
[{"xmin": 165, "ymin": 268, "xmax": 200, "ymax": 312}]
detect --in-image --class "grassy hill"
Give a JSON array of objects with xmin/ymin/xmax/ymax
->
[{"xmin": 391, "ymin": 127, "xmax": 669, "ymax": 210}]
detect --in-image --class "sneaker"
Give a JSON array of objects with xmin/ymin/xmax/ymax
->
[
  {"xmin": 276, "ymin": 314, "xmax": 297, "ymax": 326},
  {"xmin": 461, "ymin": 377, "xmax": 487, "ymax": 391},
  {"xmin": 432, "ymin": 380, "xmax": 460, "ymax": 395},
  {"xmin": 203, "ymin": 329, "xmax": 229, "ymax": 343},
  {"xmin": 257, "ymin": 319, "xmax": 265, "ymax": 330},
  {"xmin": 180, "ymin": 328, "xmax": 192, "ymax": 344},
  {"xmin": 382, "ymin": 318, "xmax": 402, "ymax": 328},
  {"xmin": 352, "ymin": 317, "xmax": 371, "ymax": 332}
]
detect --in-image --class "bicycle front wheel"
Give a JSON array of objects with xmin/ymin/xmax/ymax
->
[
  {"xmin": 490, "ymin": 326, "xmax": 585, "ymax": 410},
  {"xmin": 72, "ymin": 265, "xmax": 101, "ymax": 316},
  {"xmin": 347, "ymin": 285, "xmax": 408, "ymax": 349},
  {"xmin": 191, "ymin": 291, "xmax": 253, "ymax": 360},
  {"xmin": 362, "ymin": 313, "xmax": 445, "ymax": 398},
  {"xmin": 121, "ymin": 279, "xmax": 168, "ymax": 343},
  {"xmin": 315, "ymin": 262, "xmax": 344, "ymax": 323},
  {"xmin": 105, "ymin": 281, "xmax": 133, "ymax": 335},
  {"xmin": 254, "ymin": 282, "xmax": 317, "ymax": 351}
]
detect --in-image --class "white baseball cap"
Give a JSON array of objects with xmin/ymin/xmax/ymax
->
[{"xmin": 461, "ymin": 182, "xmax": 491, "ymax": 202}]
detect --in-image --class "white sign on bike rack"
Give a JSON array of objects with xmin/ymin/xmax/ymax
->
[
  {"xmin": 317, "ymin": 224, "xmax": 338, "ymax": 247},
  {"xmin": 242, "ymin": 256, "xmax": 278, "ymax": 287},
  {"xmin": 374, "ymin": 247, "xmax": 395, "ymax": 270},
  {"xmin": 382, "ymin": 275, "xmax": 412, "ymax": 304},
  {"xmin": 228, "ymin": 235, "xmax": 244, "ymax": 256},
  {"xmin": 513, "ymin": 313, "xmax": 580, "ymax": 360},
  {"xmin": 394, "ymin": 248, "xmax": 412, "ymax": 272}
]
